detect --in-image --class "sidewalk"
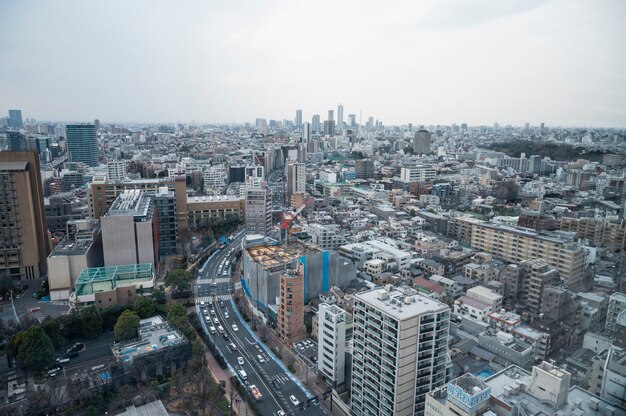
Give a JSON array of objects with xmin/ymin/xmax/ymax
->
[{"xmin": 205, "ymin": 349, "xmax": 255, "ymax": 416}]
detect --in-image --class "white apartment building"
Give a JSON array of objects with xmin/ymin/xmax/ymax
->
[
  {"xmin": 466, "ymin": 285, "xmax": 503, "ymax": 311},
  {"xmin": 318, "ymin": 303, "xmax": 347, "ymax": 388},
  {"xmin": 352, "ymin": 286, "xmax": 450, "ymax": 416},
  {"xmin": 606, "ymin": 292, "xmax": 626, "ymax": 339},
  {"xmin": 400, "ymin": 166, "xmax": 437, "ymax": 183},
  {"xmin": 107, "ymin": 160, "xmax": 127, "ymax": 182}
]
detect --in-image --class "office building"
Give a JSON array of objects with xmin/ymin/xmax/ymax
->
[
  {"xmin": 152, "ymin": 187, "xmax": 178, "ymax": 256},
  {"xmin": 318, "ymin": 303, "xmax": 347, "ymax": 388},
  {"xmin": 352, "ymin": 286, "xmax": 450, "ymax": 416},
  {"xmin": 302, "ymin": 122, "xmax": 311, "ymax": 145},
  {"xmin": 601, "ymin": 346, "xmax": 626, "ymax": 408},
  {"xmin": 44, "ymin": 194, "xmax": 88, "ymax": 232},
  {"xmin": 7, "ymin": 132, "xmax": 26, "ymax": 151},
  {"xmin": 107, "ymin": 160, "xmax": 127, "ymax": 182},
  {"xmin": 413, "ymin": 130, "xmax": 432, "ymax": 155},
  {"xmin": 312, "ymin": 114, "xmax": 321, "ymax": 132},
  {"xmin": 328, "ymin": 109, "xmax": 334, "ymax": 122},
  {"xmin": 400, "ymin": 166, "xmax": 437, "ymax": 182},
  {"xmin": 66, "ymin": 124, "xmax": 99, "ymax": 167},
  {"xmin": 101, "ymin": 190, "xmax": 157, "ymax": 267},
  {"xmin": 295, "ymin": 109, "xmax": 302, "ymax": 128},
  {"xmin": 607, "ymin": 293, "xmax": 626, "ymax": 339},
  {"xmin": 286, "ymin": 161, "xmax": 306, "ymax": 206},
  {"xmin": 187, "ymin": 194, "xmax": 246, "ymax": 228},
  {"xmin": 324, "ymin": 120, "xmax": 335, "ymax": 136},
  {"xmin": 245, "ymin": 180, "xmax": 272, "ymax": 236},
  {"xmin": 228, "ymin": 164, "xmax": 246, "ymax": 183},
  {"xmin": 355, "ymin": 159, "xmax": 375, "ymax": 179},
  {"xmin": 278, "ymin": 263, "xmax": 307, "ymax": 343},
  {"xmin": 8, "ymin": 110, "xmax": 23, "ymax": 129},
  {"xmin": 0, "ymin": 151, "xmax": 50, "ymax": 280},
  {"xmin": 337, "ymin": 104, "xmax": 344, "ymax": 132}
]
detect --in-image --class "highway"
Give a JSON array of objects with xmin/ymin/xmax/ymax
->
[{"xmin": 195, "ymin": 230, "xmax": 328, "ymax": 416}]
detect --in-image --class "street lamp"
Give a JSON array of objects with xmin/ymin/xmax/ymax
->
[{"xmin": 8, "ymin": 290, "xmax": 18, "ymax": 323}]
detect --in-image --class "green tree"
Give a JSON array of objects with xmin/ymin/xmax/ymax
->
[
  {"xmin": 79, "ymin": 305, "xmax": 103, "ymax": 339},
  {"xmin": 40, "ymin": 316, "xmax": 65, "ymax": 351},
  {"xmin": 157, "ymin": 169, "xmax": 169, "ymax": 178},
  {"xmin": 152, "ymin": 287, "xmax": 167, "ymax": 305},
  {"xmin": 114, "ymin": 310, "xmax": 140, "ymax": 341},
  {"xmin": 165, "ymin": 269, "xmax": 193, "ymax": 293},
  {"xmin": 17, "ymin": 326, "xmax": 54, "ymax": 372},
  {"xmin": 167, "ymin": 303, "xmax": 187, "ymax": 321},
  {"xmin": 133, "ymin": 296, "xmax": 155, "ymax": 318},
  {"xmin": 102, "ymin": 304, "xmax": 127, "ymax": 331},
  {"xmin": 58, "ymin": 310, "xmax": 82, "ymax": 340}
]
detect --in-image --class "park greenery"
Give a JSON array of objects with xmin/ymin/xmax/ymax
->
[
  {"xmin": 487, "ymin": 140, "xmax": 610, "ymax": 162},
  {"xmin": 114, "ymin": 310, "xmax": 141, "ymax": 341}
]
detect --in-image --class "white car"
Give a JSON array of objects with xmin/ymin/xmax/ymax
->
[
  {"xmin": 213, "ymin": 317, "xmax": 219, "ymax": 324},
  {"xmin": 210, "ymin": 309, "xmax": 216, "ymax": 316},
  {"xmin": 289, "ymin": 395, "xmax": 300, "ymax": 406},
  {"xmin": 257, "ymin": 354, "xmax": 265, "ymax": 363},
  {"xmin": 278, "ymin": 411, "xmax": 286, "ymax": 416},
  {"xmin": 231, "ymin": 324, "xmax": 239, "ymax": 332},
  {"xmin": 224, "ymin": 311, "xmax": 229, "ymax": 319},
  {"xmin": 237, "ymin": 356, "xmax": 244, "ymax": 366},
  {"xmin": 229, "ymin": 342, "xmax": 237, "ymax": 351}
]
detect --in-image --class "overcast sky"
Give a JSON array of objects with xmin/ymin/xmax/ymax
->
[{"xmin": 1, "ymin": 0, "xmax": 625, "ymax": 127}]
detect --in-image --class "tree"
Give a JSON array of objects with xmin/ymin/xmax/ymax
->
[
  {"xmin": 79, "ymin": 305, "xmax": 103, "ymax": 339},
  {"xmin": 152, "ymin": 287, "xmax": 167, "ymax": 305},
  {"xmin": 17, "ymin": 326, "xmax": 54, "ymax": 372},
  {"xmin": 167, "ymin": 303, "xmax": 187, "ymax": 321},
  {"xmin": 157, "ymin": 169, "xmax": 169, "ymax": 178},
  {"xmin": 102, "ymin": 304, "xmax": 127, "ymax": 331},
  {"xmin": 494, "ymin": 181, "xmax": 519, "ymax": 203},
  {"xmin": 58, "ymin": 310, "xmax": 83, "ymax": 340},
  {"xmin": 133, "ymin": 296, "xmax": 155, "ymax": 318},
  {"xmin": 165, "ymin": 269, "xmax": 193, "ymax": 293},
  {"xmin": 40, "ymin": 316, "xmax": 65, "ymax": 351},
  {"xmin": 114, "ymin": 310, "xmax": 140, "ymax": 341}
]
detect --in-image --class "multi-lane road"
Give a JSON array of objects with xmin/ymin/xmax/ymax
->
[{"xmin": 195, "ymin": 230, "xmax": 328, "ymax": 416}]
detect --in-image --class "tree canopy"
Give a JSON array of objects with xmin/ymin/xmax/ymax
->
[
  {"xmin": 133, "ymin": 296, "xmax": 155, "ymax": 319},
  {"xmin": 165, "ymin": 269, "xmax": 193, "ymax": 293},
  {"xmin": 79, "ymin": 305, "xmax": 103, "ymax": 339},
  {"xmin": 114, "ymin": 310, "xmax": 140, "ymax": 341},
  {"xmin": 41, "ymin": 316, "xmax": 65, "ymax": 350},
  {"xmin": 17, "ymin": 326, "xmax": 54, "ymax": 372}
]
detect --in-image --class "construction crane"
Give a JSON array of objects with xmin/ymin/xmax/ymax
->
[{"xmin": 280, "ymin": 196, "xmax": 314, "ymax": 244}]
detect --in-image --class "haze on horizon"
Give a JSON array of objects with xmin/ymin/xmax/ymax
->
[{"xmin": 1, "ymin": 0, "xmax": 625, "ymax": 127}]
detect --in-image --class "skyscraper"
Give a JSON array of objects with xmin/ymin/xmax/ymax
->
[
  {"xmin": 278, "ymin": 263, "xmax": 307, "ymax": 343},
  {"xmin": 337, "ymin": 104, "xmax": 344, "ymax": 132},
  {"xmin": 245, "ymin": 180, "xmax": 272, "ymax": 236},
  {"xmin": 66, "ymin": 124, "xmax": 99, "ymax": 167},
  {"xmin": 295, "ymin": 109, "xmax": 302, "ymax": 128},
  {"xmin": 302, "ymin": 122, "xmax": 311, "ymax": 145},
  {"xmin": 286, "ymin": 161, "xmax": 306, "ymax": 206},
  {"xmin": 0, "ymin": 151, "xmax": 51, "ymax": 279},
  {"xmin": 351, "ymin": 287, "xmax": 450, "ymax": 416},
  {"xmin": 323, "ymin": 120, "xmax": 335, "ymax": 136},
  {"xmin": 328, "ymin": 109, "xmax": 334, "ymax": 122},
  {"xmin": 312, "ymin": 114, "xmax": 321, "ymax": 132},
  {"xmin": 8, "ymin": 109, "xmax": 23, "ymax": 129},
  {"xmin": 348, "ymin": 114, "xmax": 356, "ymax": 128},
  {"xmin": 413, "ymin": 130, "xmax": 432, "ymax": 155}
]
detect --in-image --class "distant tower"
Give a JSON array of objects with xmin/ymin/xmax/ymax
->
[
  {"xmin": 295, "ymin": 109, "xmax": 302, "ymax": 128},
  {"xmin": 323, "ymin": 120, "xmax": 335, "ymax": 136},
  {"xmin": 94, "ymin": 119, "xmax": 101, "ymax": 131},
  {"xmin": 312, "ymin": 115, "xmax": 321, "ymax": 133},
  {"xmin": 413, "ymin": 130, "xmax": 432, "ymax": 155},
  {"xmin": 328, "ymin": 109, "xmax": 334, "ymax": 122},
  {"xmin": 8, "ymin": 109, "xmax": 23, "ymax": 129},
  {"xmin": 337, "ymin": 104, "xmax": 344, "ymax": 132},
  {"xmin": 302, "ymin": 122, "xmax": 311, "ymax": 145},
  {"xmin": 66, "ymin": 124, "xmax": 99, "ymax": 167}
]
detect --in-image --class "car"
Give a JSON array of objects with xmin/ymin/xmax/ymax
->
[
  {"xmin": 231, "ymin": 324, "xmax": 238, "ymax": 332},
  {"xmin": 217, "ymin": 325, "xmax": 224, "ymax": 334},
  {"xmin": 223, "ymin": 333, "xmax": 229, "ymax": 340},
  {"xmin": 211, "ymin": 280, "xmax": 218, "ymax": 287},
  {"xmin": 278, "ymin": 411, "xmax": 286, "ymax": 416},
  {"xmin": 213, "ymin": 317, "xmax": 219, "ymax": 324},
  {"xmin": 289, "ymin": 395, "xmax": 300, "ymax": 406},
  {"xmin": 56, "ymin": 357, "xmax": 70, "ymax": 364},
  {"xmin": 224, "ymin": 311, "xmax": 229, "ymax": 319},
  {"xmin": 295, "ymin": 342, "xmax": 302, "ymax": 349},
  {"xmin": 237, "ymin": 357, "xmax": 244, "ymax": 366},
  {"xmin": 200, "ymin": 301, "xmax": 205, "ymax": 306},
  {"xmin": 298, "ymin": 345, "xmax": 305, "ymax": 351},
  {"xmin": 204, "ymin": 316, "xmax": 211, "ymax": 323},
  {"xmin": 219, "ymin": 301, "xmax": 224, "ymax": 308},
  {"xmin": 67, "ymin": 342, "xmax": 84, "ymax": 354},
  {"xmin": 209, "ymin": 326, "xmax": 216, "ymax": 334},
  {"xmin": 257, "ymin": 354, "xmax": 265, "ymax": 363},
  {"xmin": 229, "ymin": 342, "xmax": 237, "ymax": 351},
  {"xmin": 210, "ymin": 309, "xmax": 216, "ymax": 316}
]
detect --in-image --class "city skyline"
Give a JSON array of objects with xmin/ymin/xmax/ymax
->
[{"xmin": 1, "ymin": 0, "xmax": 625, "ymax": 127}]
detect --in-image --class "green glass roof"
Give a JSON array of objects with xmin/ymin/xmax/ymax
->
[{"xmin": 75, "ymin": 263, "xmax": 153, "ymax": 296}]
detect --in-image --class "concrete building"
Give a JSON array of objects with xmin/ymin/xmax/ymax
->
[
  {"xmin": 101, "ymin": 190, "xmax": 157, "ymax": 267},
  {"xmin": 107, "ymin": 160, "xmax": 127, "ymax": 182},
  {"xmin": 187, "ymin": 194, "xmax": 245, "ymax": 228},
  {"xmin": 286, "ymin": 161, "xmax": 306, "ymax": 206},
  {"xmin": 400, "ymin": 166, "xmax": 437, "ymax": 183},
  {"xmin": 47, "ymin": 220, "xmax": 103, "ymax": 300},
  {"xmin": 44, "ymin": 194, "xmax": 88, "ymax": 233},
  {"xmin": 607, "ymin": 293, "xmax": 626, "ymax": 339},
  {"xmin": 454, "ymin": 296, "xmax": 492, "ymax": 322},
  {"xmin": 66, "ymin": 124, "xmax": 98, "ymax": 167},
  {"xmin": 245, "ymin": 180, "xmax": 272, "ymax": 237},
  {"xmin": 413, "ymin": 130, "xmax": 431, "ymax": 155},
  {"xmin": 8, "ymin": 109, "xmax": 23, "ymax": 128},
  {"xmin": 466, "ymin": 286, "xmax": 503, "ymax": 311},
  {"xmin": 317, "ymin": 303, "xmax": 347, "ymax": 388},
  {"xmin": 70, "ymin": 263, "xmax": 155, "ymax": 309},
  {"xmin": 355, "ymin": 159, "xmax": 375, "ymax": 180},
  {"xmin": 307, "ymin": 223, "xmax": 345, "ymax": 250},
  {"xmin": 601, "ymin": 346, "xmax": 626, "ymax": 408},
  {"xmin": 278, "ymin": 264, "xmax": 307, "ymax": 343},
  {"xmin": 152, "ymin": 187, "xmax": 178, "ymax": 256},
  {"xmin": 0, "ymin": 151, "xmax": 51, "ymax": 280},
  {"xmin": 352, "ymin": 286, "xmax": 450, "ymax": 416}
]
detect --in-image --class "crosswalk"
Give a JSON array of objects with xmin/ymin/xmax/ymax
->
[
  {"xmin": 195, "ymin": 294, "xmax": 231, "ymax": 303},
  {"xmin": 196, "ymin": 277, "xmax": 231, "ymax": 285}
]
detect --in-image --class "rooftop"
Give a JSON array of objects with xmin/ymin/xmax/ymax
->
[
  {"xmin": 356, "ymin": 286, "xmax": 449, "ymax": 320},
  {"xmin": 75, "ymin": 264, "xmax": 153, "ymax": 296},
  {"xmin": 105, "ymin": 190, "xmax": 153, "ymax": 218},
  {"xmin": 112, "ymin": 316, "xmax": 187, "ymax": 364},
  {"xmin": 246, "ymin": 240, "xmax": 318, "ymax": 270}
]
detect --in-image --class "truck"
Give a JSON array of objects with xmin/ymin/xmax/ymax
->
[{"xmin": 248, "ymin": 385, "xmax": 262, "ymax": 401}]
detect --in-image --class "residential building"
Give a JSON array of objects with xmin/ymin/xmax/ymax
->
[
  {"xmin": 107, "ymin": 160, "xmax": 127, "ymax": 182},
  {"xmin": 601, "ymin": 346, "xmax": 626, "ymax": 408},
  {"xmin": 355, "ymin": 159, "xmax": 375, "ymax": 180},
  {"xmin": 400, "ymin": 166, "xmax": 437, "ymax": 183},
  {"xmin": 8, "ymin": 109, "xmax": 23, "ymax": 128},
  {"xmin": 0, "ymin": 151, "xmax": 50, "ymax": 279},
  {"xmin": 413, "ymin": 130, "xmax": 431, "ymax": 155},
  {"xmin": 66, "ymin": 124, "xmax": 99, "ymax": 167},
  {"xmin": 286, "ymin": 161, "xmax": 306, "ymax": 206},
  {"xmin": 278, "ymin": 264, "xmax": 307, "ymax": 343},
  {"xmin": 352, "ymin": 286, "xmax": 450, "ymax": 416},
  {"xmin": 318, "ymin": 303, "xmax": 347, "ymax": 388},
  {"xmin": 607, "ymin": 293, "xmax": 626, "ymax": 339},
  {"xmin": 245, "ymin": 180, "xmax": 272, "ymax": 237}
]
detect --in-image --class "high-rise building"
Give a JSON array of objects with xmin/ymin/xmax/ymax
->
[
  {"xmin": 0, "ymin": 151, "xmax": 51, "ymax": 279},
  {"xmin": 349, "ymin": 114, "xmax": 356, "ymax": 128},
  {"xmin": 607, "ymin": 293, "xmax": 626, "ymax": 339},
  {"xmin": 107, "ymin": 160, "xmax": 127, "ymax": 182},
  {"xmin": 66, "ymin": 124, "xmax": 99, "ymax": 167},
  {"xmin": 7, "ymin": 132, "xmax": 26, "ymax": 151},
  {"xmin": 337, "ymin": 104, "xmax": 344, "ymax": 132},
  {"xmin": 255, "ymin": 118, "xmax": 268, "ymax": 135},
  {"xmin": 278, "ymin": 263, "xmax": 307, "ymax": 343},
  {"xmin": 295, "ymin": 109, "xmax": 302, "ymax": 128},
  {"xmin": 8, "ymin": 110, "xmax": 23, "ymax": 129},
  {"xmin": 328, "ymin": 109, "xmax": 334, "ymax": 121},
  {"xmin": 355, "ymin": 159, "xmax": 375, "ymax": 179},
  {"xmin": 352, "ymin": 286, "xmax": 450, "ymax": 416},
  {"xmin": 317, "ymin": 303, "xmax": 347, "ymax": 387},
  {"xmin": 286, "ymin": 161, "xmax": 306, "ymax": 206},
  {"xmin": 413, "ymin": 130, "xmax": 432, "ymax": 155},
  {"xmin": 312, "ymin": 114, "xmax": 321, "ymax": 132},
  {"xmin": 94, "ymin": 118, "xmax": 101, "ymax": 131},
  {"xmin": 101, "ymin": 190, "xmax": 157, "ymax": 267},
  {"xmin": 245, "ymin": 180, "xmax": 272, "ymax": 236},
  {"xmin": 302, "ymin": 122, "xmax": 311, "ymax": 145},
  {"xmin": 323, "ymin": 120, "xmax": 335, "ymax": 136}
]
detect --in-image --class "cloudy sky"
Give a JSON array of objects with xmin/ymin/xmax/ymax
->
[{"xmin": 1, "ymin": 0, "xmax": 624, "ymax": 127}]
